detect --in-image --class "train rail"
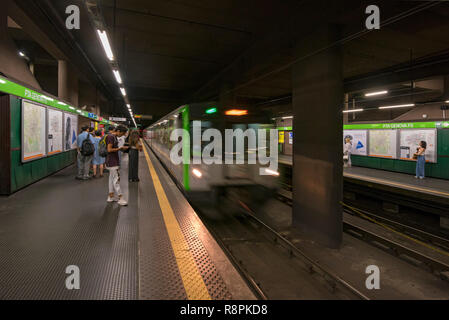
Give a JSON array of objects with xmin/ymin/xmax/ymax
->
[{"xmin": 277, "ymin": 188, "xmax": 449, "ymax": 282}]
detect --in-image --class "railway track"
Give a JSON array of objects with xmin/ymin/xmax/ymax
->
[
  {"xmin": 277, "ymin": 188, "xmax": 449, "ymax": 282},
  {"xmin": 194, "ymin": 196, "xmax": 369, "ymax": 300}
]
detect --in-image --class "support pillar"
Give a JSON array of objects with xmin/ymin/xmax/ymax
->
[
  {"xmin": 291, "ymin": 25, "xmax": 343, "ymax": 248},
  {"xmin": 58, "ymin": 60, "xmax": 69, "ymax": 101}
]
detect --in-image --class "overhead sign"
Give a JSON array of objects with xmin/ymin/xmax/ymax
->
[
  {"xmin": 109, "ymin": 117, "xmax": 127, "ymax": 122},
  {"xmin": 0, "ymin": 76, "xmax": 111, "ymax": 125},
  {"xmin": 344, "ymin": 122, "xmax": 437, "ymax": 130},
  {"xmin": 134, "ymin": 115, "xmax": 153, "ymax": 120}
]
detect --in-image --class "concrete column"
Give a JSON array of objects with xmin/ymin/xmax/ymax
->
[
  {"xmin": 291, "ymin": 25, "xmax": 343, "ymax": 248},
  {"xmin": 0, "ymin": 0, "xmax": 40, "ymax": 89},
  {"xmin": 58, "ymin": 60, "xmax": 69, "ymax": 100}
]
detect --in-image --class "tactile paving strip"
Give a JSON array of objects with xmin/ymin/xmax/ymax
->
[
  {"xmin": 147, "ymin": 149, "xmax": 232, "ymax": 300},
  {"xmin": 137, "ymin": 153, "xmax": 187, "ymax": 300}
]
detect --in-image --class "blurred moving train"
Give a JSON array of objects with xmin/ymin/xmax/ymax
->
[{"xmin": 143, "ymin": 102, "xmax": 280, "ymax": 205}]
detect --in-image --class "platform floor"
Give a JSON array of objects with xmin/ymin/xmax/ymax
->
[
  {"xmin": 0, "ymin": 144, "xmax": 254, "ymax": 300},
  {"xmin": 278, "ymin": 154, "xmax": 449, "ymax": 199},
  {"xmin": 344, "ymin": 166, "xmax": 449, "ymax": 199}
]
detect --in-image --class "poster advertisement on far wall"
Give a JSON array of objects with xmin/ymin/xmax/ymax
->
[
  {"xmin": 64, "ymin": 113, "xmax": 78, "ymax": 151},
  {"xmin": 343, "ymin": 130, "xmax": 367, "ymax": 156}
]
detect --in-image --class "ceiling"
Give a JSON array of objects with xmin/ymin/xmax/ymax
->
[{"xmin": 10, "ymin": 0, "xmax": 449, "ymax": 125}]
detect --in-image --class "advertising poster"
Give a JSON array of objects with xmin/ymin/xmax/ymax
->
[
  {"xmin": 400, "ymin": 129, "xmax": 437, "ymax": 163},
  {"xmin": 368, "ymin": 130, "xmax": 397, "ymax": 158},
  {"xmin": 288, "ymin": 132, "xmax": 293, "ymax": 144},
  {"xmin": 64, "ymin": 113, "xmax": 78, "ymax": 150},
  {"xmin": 279, "ymin": 131, "xmax": 284, "ymax": 143},
  {"xmin": 343, "ymin": 130, "xmax": 367, "ymax": 155},
  {"xmin": 47, "ymin": 108, "xmax": 63, "ymax": 155},
  {"xmin": 22, "ymin": 100, "xmax": 47, "ymax": 162}
]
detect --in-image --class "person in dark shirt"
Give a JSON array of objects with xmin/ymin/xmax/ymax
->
[{"xmin": 106, "ymin": 125, "xmax": 129, "ymax": 205}]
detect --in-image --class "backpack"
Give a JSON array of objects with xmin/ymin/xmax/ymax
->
[
  {"xmin": 81, "ymin": 137, "xmax": 95, "ymax": 156},
  {"xmin": 98, "ymin": 135, "xmax": 108, "ymax": 158}
]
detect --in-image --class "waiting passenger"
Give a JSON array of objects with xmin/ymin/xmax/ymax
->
[
  {"xmin": 106, "ymin": 125, "xmax": 129, "ymax": 205},
  {"xmin": 117, "ymin": 129, "xmax": 127, "ymax": 165},
  {"xmin": 343, "ymin": 137, "xmax": 352, "ymax": 168},
  {"xmin": 76, "ymin": 126, "xmax": 95, "ymax": 180},
  {"xmin": 92, "ymin": 130, "xmax": 105, "ymax": 178},
  {"xmin": 128, "ymin": 130, "xmax": 143, "ymax": 182},
  {"xmin": 414, "ymin": 141, "xmax": 427, "ymax": 179}
]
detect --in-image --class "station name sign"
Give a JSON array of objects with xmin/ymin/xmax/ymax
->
[
  {"xmin": 344, "ymin": 122, "xmax": 449, "ymax": 130},
  {"xmin": 0, "ymin": 76, "xmax": 111, "ymax": 125}
]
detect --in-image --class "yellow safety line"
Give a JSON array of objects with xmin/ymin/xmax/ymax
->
[
  {"xmin": 341, "ymin": 202, "xmax": 449, "ymax": 258},
  {"xmin": 142, "ymin": 142, "xmax": 211, "ymax": 300},
  {"xmin": 344, "ymin": 173, "xmax": 449, "ymax": 198}
]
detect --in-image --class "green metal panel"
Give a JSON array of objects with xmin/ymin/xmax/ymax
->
[
  {"xmin": 182, "ymin": 105, "xmax": 190, "ymax": 191},
  {"xmin": 9, "ymin": 95, "xmax": 76, "ymax": 193}
]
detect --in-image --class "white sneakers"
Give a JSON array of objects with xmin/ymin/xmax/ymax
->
[
  {"xmin": 107, "ymin": 195, "xmax": 128, "ymax": 206},
  {"xmin": 117, "ymin": 198, "xmax": 128, "ymax": 206}
]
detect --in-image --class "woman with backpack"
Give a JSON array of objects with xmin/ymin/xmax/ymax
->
[{"xmin": 92, "ymin": 130, "xmax": 106, "ymax": 178}]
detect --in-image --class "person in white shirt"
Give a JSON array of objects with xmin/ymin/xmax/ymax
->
[{"xmin": 343, "ymin": 137, "xmax": 352, "ymax": 168}]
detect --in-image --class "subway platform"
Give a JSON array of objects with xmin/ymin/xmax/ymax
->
[{"xmin": 0, "ymin": 144, "xmax": 255, "ymax": 300}]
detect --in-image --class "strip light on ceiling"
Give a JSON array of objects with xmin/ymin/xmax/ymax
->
[
  {"xmin": 379, "ymin": 104, "xmax": 415, "ymax": 110},
  {"xmin": 343, "ymin": 109, "xmax": 364, "ymax": 113},
  {"xmin": 97, "ymin": 30, "xmax": 114, "ymax": 61},
  {"xmin": 365, "ymin": 90, "xmax": 388, "ymax": 97},
  {"xmin": 120, "ymin": 88, "xmax": 126, "ymax": 96},
  {"xmin": 113, "ymin": 70, "xmax": 122, "ymax": 84}
]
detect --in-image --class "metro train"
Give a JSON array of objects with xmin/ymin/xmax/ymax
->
[{"xmin": 143, "ymin": 102, "xmax": 280, "ymax": 205}]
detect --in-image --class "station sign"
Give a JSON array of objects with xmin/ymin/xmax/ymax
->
[
  {"xmin": 344, "ymin": 122, "xmax": 439, "ymax": 130},
  {"xmin": 109, "ymin": 117, "xmax": 127, "ymax": 122}
]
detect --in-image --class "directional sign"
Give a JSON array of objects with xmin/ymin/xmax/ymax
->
[{"xmin": 109, "ymin": 117, "xmax": 127, "ymax": 122}]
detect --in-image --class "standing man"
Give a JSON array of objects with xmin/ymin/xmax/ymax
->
[
  {"xmin": 106, "ymin": 125, "xmax": 129, "ymax": 205},
  {"xmin": 76, "ymin": 126, "xmax": 95, "ymax": 180}
]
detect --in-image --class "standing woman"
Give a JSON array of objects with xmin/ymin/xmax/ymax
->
[
  {"xmin": 343, "ymin": 137, "xmax": 353, "ymax": 168},
  {"xmin": 415, "ymin": 141, "xmax": 427, "ymax": 179},
  {"xmin": 128, "ymin": 130, "xmax": 143, "ymax": 182},
  {"xmin": 92, "ymin": 130, "xmax": 105, "ymax": 178}
]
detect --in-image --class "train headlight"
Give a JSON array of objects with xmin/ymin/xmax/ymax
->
[
  {"xmin": 192, "ymin": 169, "xmax": 202, "ymax": 178},
  {"xmin": 264, "ymin": 168, "xmax": 279, "ymax": 176}
]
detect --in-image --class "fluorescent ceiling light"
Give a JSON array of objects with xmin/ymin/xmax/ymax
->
[
  {"xmin": 365, "ymin": 90, "xmax": 388, "ymax": 97},
  {"xmin": 126, "ymin": 104, "xmax": 130, "ymax": 108},
  {"xmin": 379, "ymin": 104, "xmax": 415, "ymax": 110},
  {"xmin": 343, "ymin": 109, "xmax": 364, "ymax": 113},
  {"xmin": 97, "ymin": 30, "xmax": 114, "ymax": 61},
  {"xmin": 282, "ymin": 116, "xmax": 293, "ymax": 119},
  {"xmin": 58, "ymin": 101, "xmax": 67, "ymax": 105},
  {"xmin": 0, "ymin": 79, "xmax": 6, "ymax": 84},
  {"xmin": 192, "ymin": 169, "xmax": 202, "ymax": 178},
  {"xmin": 445, "ymin": 100, "xmax": 449, "ymax": 103},
  {"xmin": 113, "ymin": 70, "xmax": 122, "ymax": 84},
  {"xmin": 76, "ymin": 110, "xmax": 82, "ymax": 113},
  {"xmin": 120, "ymin": 88, "xmax": 126, "ymax": 96},
  {"xmin": 69, "ymin": 106, "xmax": 75, "ymax": 110},
  {"xmin": 18, "ymin": 51, "xmax": 25, "ymax": 57}
]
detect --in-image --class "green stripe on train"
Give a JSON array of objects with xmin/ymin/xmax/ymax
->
[{"xmin": 182, "ymin": 105, "xmax": 190, "ymax": 191}]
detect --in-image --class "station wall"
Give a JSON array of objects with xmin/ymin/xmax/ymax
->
[
  {"xmin": 1, "ymin": 95, "xmax": 76, "ymax": 195},
  {"xmin": 351, "ymin": 129, "xmax": 449, "ymax": 180}
]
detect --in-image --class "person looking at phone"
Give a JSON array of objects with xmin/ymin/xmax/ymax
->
[
  {"xmin": 106, "ymin": 125, "xmax": 129, "ymax": 205},
  {"xmin": 414, "ymin": 140, "xmax": 427, "ymax": 179}
]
